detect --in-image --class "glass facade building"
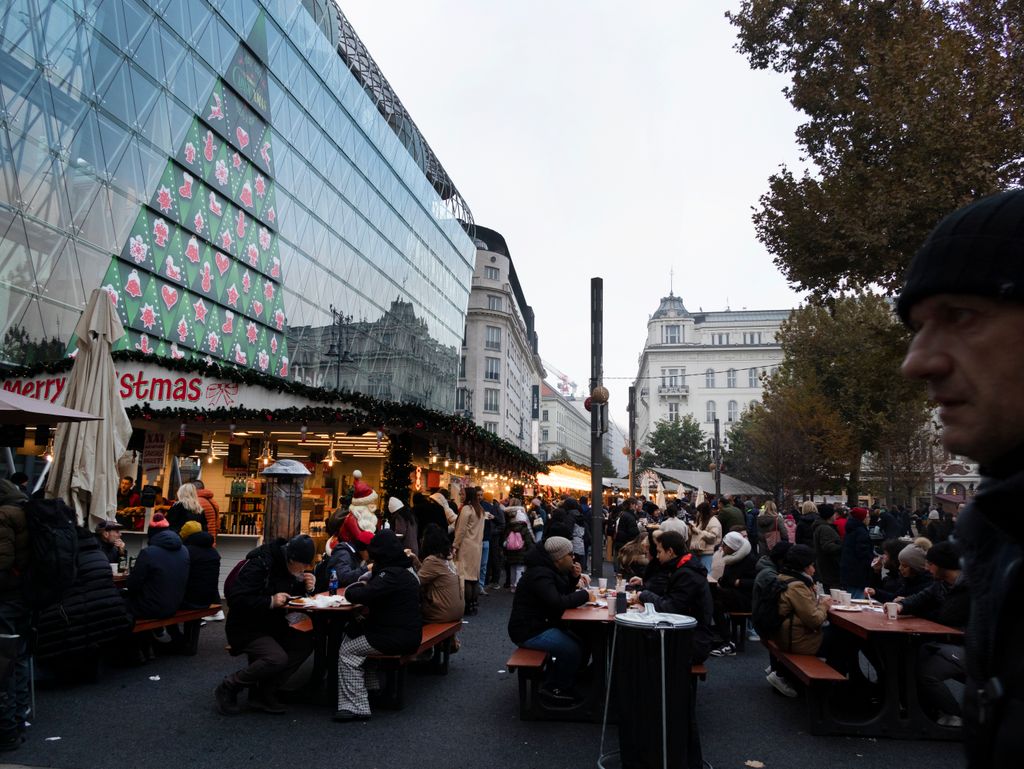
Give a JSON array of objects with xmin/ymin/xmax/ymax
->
[{"xmin": 0, "ymin": 0, "xmax": 475, "ymax": 411}]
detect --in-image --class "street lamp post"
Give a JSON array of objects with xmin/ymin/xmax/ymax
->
[{"xmin": 326, "ymin": 304, "xmax": 352, "ymax": 391}]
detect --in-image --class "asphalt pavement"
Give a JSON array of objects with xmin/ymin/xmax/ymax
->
[{"xmin": 6, "ymin": 586, "xmax": 963, "ymax": 769}]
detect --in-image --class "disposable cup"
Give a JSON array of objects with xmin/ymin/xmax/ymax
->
[
  {"xmin": 884, "ymin": 602, "xmax": 899, "ymax": 620},
  {"xmin": 841, "ymin": 592, "xmax": 853, "ymax": 606},
  {"xmin": 829, "ymin": 589, "xmax": 841, "ymax": 601},
  {"xmin": 110, "ymin": 563, "xmax": 118, "ymax": 575},
  {"xmin": 598, "ymin": 578, "xmax": 608, "ymax": 591}
]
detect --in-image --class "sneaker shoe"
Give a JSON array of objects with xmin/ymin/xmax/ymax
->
[
  {"xmin": 214, "ymin": 681, "xmax": 241, "ymax": 716},
  {"xmin": 204, "ymin": 610, "xmax": 225, "ymax": 621},
  {"xmin": 539, "ymin": 686, "xmax": 581, "ymax": 708},
  {"xmin": 767, "ymin": 671, "xmax": 798, "ymax": 698},
  {"xmin": 479, "ymin": 588, "xmax": 489, "ymax": 596},
  {"xmin": 937, "ymin": 714, "xmax": 963, "ymax": 728},
  {"xmin": 152, "ymin": 629, "xmax": 172, "ymax": 644},
  {"xmin": 747, "ymin": 630, "xmax": 761, "ymax": 642},
  {"xmin": 709, "ymin": 642, "xmax": 737, "ymax": 658},
  {"xmin": 333, "ymin": 709, "xmax": 371, "ymax": 723}
]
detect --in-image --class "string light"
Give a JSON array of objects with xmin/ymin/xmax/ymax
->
[{"xmin": 43, "ymin": 436, "xmax": 54, "ymax": 463}]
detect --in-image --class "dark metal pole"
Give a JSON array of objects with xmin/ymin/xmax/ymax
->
[
  {"xmin": 713, "ymin": 417, "xmax": 722, "ymax": 497},
  {"xmin": 590, "ymin": 278, "xmax": 604, "ymax": 580},
  {"xmin": 627, "ymin": 385, "xmax": 636, "ymax": 497}
]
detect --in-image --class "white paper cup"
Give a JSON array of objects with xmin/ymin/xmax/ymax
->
[
  {"xmin": 314, "ymin": 595, "xmax": 330, "ymax": 608},
  {"xmin": 841, "ymin": 592, "xmax": 853, "ymax": 606},
  {"xmin": 829, "ymin": 589, "xmax": 841, "ymax": 601},
  {"xmin": 884, "ymin": 602, "xmax": 899, "ymax": 620},
  {"xmin": 598, "ymin": 578, "xmax": 608, "ymax": 590},
  {"xmin": 110, "ymin": 563, "xmax": 118, "ymax": 575}
]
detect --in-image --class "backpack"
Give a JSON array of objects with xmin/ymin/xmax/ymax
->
[
  {"xmin": 751, "ymin": 576, "xmax": 791, "ymax": 639},
  {"xmin": 23, "ymin": 498, "xmax": 79, "ymax": 608},
  {"xmin": 504, "ymin": 530, "xmax": 524, "ymax": 551}
]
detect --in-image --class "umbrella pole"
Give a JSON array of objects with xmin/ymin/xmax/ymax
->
[
  {"xmin": 3, "ymin": 448, "xmax": 13, "ymax": 476},
  {"xmin": 32, "ymin": 459, "xmax": 52, "ymax": 495}
]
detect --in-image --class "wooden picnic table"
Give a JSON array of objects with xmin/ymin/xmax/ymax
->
[{"xmin": 825, "ymin": 605, "xmax": 963, "ymax": 740}]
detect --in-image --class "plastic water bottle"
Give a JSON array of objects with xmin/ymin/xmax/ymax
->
[{"xmin": 328, "ymin": 568, "xmax": 338, "ymax": 595}]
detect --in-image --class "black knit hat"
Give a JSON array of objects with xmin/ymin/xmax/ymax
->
[
  {"xmin": 784, "ymin": 544, "xmax": 816, "ymax": 571},
  {"xmin": 926, "ymin": 541, "xmax": 960, "ymax": 571},
  {"xmin": 896, "ymin": 190, "xmax": 1024, "ymax": 323},
  {"xmin": 285, "ymin": 534, "xmax": 315, "ymax": 565}
]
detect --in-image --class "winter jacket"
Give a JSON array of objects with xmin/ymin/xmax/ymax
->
[
  {"xmin": 165, "ymin": 502, "xmax": 207, "ymax": 534},
  {"xmin": 900, "ymin": 575, "xmax": 969, "ymax": 629},
  {"xmin": 774, "ymin": 571, "xmax": 828, "ymax": 655},
  {"xmin": 839, "ymin": 517, "xmax": 874, "ymax": 590},
  {"xmin": 182, "ymin": 531, "xmax": 221, "ymax": 609},
  {"xmin": 34, "ymin": 531, "xmax": 131, "ymax": 659},
  {"xmin": 639, "ymin": 556, "xmax": 675, "ymax": 597},
  {"xmin": 196, "ymin": 489, "xmax": 219, "ymax": 540},
  {"xmin": 879, "ymin": 510, "xmax": 903, "ymax": 541},
  {"xmin": 716, "ymin": 504, "xmax": 745, "ymax": 535},
  {"xmin": 344, "ymin": 562, "xmax": 421, "ymax": 655},
  {"xmin": 719, "ymin": 537, "xmax": 757, "ymax": 610},
  {"xmin": 412, "ymin": 495, "xmax": 447, "ymax": 540},
  {"xmin": 795, "ymin": 513, "xmax": 818, "ymax": 547},
  {"xmin": 0, "ymin": 480, "xmax": 28, "ymax": 599},
  {"xmin": 752, "ymin": 555, "xmax": 780, "ymax": 617},
  {"xmin": 418, "ymin": 554, "xmax": 463, "ymax": 623},
  {"xmin": 502, "ymin": 515, "xmax": 534, "ymax": 566},
  {"xmin": 638, "ymin": 554, "xmax": 715, "ymax": 663},
  {"xmin": 688, "ymin": 516, "xmax": 721, "ymax": 556},
  {"xmin": 315, "ymin": 541, "xmax": 367, "ymax": 592},
  {"xmin": 393, "ymin": 511, "xmax": 419, "ymax": 559},
  {"xmin": 614, "ymin": 511, "xmax": 639, "ymax": 546},
  {"xmin": 453, "ymin": 505, "xmax": 484, "ymax": 582},
  {"xmin": 811, "ymin": 518, "xmax": 842, "ymax": 589},
  {"xmin": 507, "ymin": 546, "xmax": 587, "ymax": 645},
  {"xmin": 225, "ymin": 539, "xmax": 306, "ymax": 649},
  {"xmin": 126, "ymin": 529, "xmax": 189, "ymax": 619},
  {"xmin": 756, "ymin": 513, "xmax": 788, "ymax": 555},
  {"xmin": 870, "ymin": 570, "xmax": 933, "ymax": 604},
  {"xmin": 957, "ymin": 453, "xmax": 1024, "ymax": 769}
]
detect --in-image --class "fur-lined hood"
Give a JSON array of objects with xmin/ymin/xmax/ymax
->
[{"xmin": 721, "ymin": 535, "xmax": 751, "ymax": 566}]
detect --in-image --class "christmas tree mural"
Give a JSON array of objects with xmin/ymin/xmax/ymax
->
[{"xmin": 95, "ymin": 14, "xmax": 289, "ymax": 378}]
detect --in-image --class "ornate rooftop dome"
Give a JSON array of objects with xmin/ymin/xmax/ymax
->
[{"xmin": 651, "ymin": 292, "xmax": 689, "ymax": 320}]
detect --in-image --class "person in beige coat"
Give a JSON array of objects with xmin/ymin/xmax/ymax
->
[
  {"xmin": 774, "ymin": 544, "xmax": 833, "ymax": 655},
  {"xmin": 453, "ymin": 487, "xmax": 485, "ymax": 616},
  {"xmin": 688, "ymin": 501, "xmax": 722, "ymax": 573}
]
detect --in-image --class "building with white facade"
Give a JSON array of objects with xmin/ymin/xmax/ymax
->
[
  {"xmin": 633, "ymin": 293, "xmax": 792, "ymax": 449},
  {"xmin": 538, "ymin": 382, "xmax": 591, "ymax": 465},
  {"xmin": 457, "ymin": 226, "xmax": 545, "ymax": 452}
]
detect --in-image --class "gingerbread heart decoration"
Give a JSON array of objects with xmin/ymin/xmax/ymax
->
[
  {"xmin": 215, "ymin": 252, "xmax": 230, "ymax": 276},
  {"xmin": 235, "ymin": 126, "xmax": 249, "ymax": 150},
  {"xmin": 161, "ymin": 284, "xmax": 179, "ymax": 310}
]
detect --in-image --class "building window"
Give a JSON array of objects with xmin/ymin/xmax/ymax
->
[
  {"xmin": 484, "ymin": 266, "xmax": 500, "ymax": 280},
  {"xmin": 743, "ymin": 332, "xmax": 762, "ymax": 345},
  {"xmin": 484, "ymin": 421, "xmax": 498, "ymax": 433},
  {"xmin": 705, "ymin": 368, "xmax": 715, "ymax": 388},
  {"xmin": 706, "ymin": 400, "xmax": 717, "ymax": 422},
  {"xmin": 455, "ymin": 388, "xmax": 469, "ymax": 412},
  {"xmin": 661, "ymin": 367, "xmax": 681, "ymax": 387},
  {"xmin": 712, "ymin": 333, "xmax": 729, "ymax": 345},
  {"xmin": 485, "ymin": 357, "xmax": 501, "ymax": 381},
  {"xmin": 542, "ymin": 409, "xmax": 549, "ymax": 422},
  {"xmin": 459, "ymin": 355, "xmax": 465, "ymax": 378},
  {"xmin": 541, "ymin": 428, "xmax": 549, "ymax": 441},
  {"xmin": 662, "ymin": 324, "xmax": 680, "ymax": 344},
  {"xmin": 485, "ymin": 325, "xmax": 501, "ymax": 350},
  {"xmin": 727, "ymin": 369, "xmax": 736, "ymax": 388},
  {"xmin": 668, "ymin": 403, "xmax": 679, "ymax": 422},
  {"xmin": 487, "ymin": 294, "xmax": 502, "ymax": 310},
  {"xmin": 748, "ymin": 367, "xmax": 759, "ymax": 388},
  {"xmin": 728, "ymin": 400, "xmax": 738, "ymax": 422},
  {"xmin": 483, "ymin": 388, "xmax": 500, "ymax": 412}
]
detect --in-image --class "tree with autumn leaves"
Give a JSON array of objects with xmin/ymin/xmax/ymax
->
[{"xmin": 727, "ymin": 0, "xmax": 1024, "ymax": 297}]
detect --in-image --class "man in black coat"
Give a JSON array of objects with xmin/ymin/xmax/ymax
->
[
  {"xmin": 897, "ymin": 188, "xmax": 1024, "ymax": 768},
  {"xmin": 126, "ymin": 524, "xmax": 189, "ymax": 620},
  {"xmin": 179, "ymin": 521, "xmax": 220, "ymax": 610},
  {"xmin": 839, "ymin": 508, "xmax": 874, "ymax": 599},
  {"xmin": 634, "ymin": 530, "xmax": 714, "ymax": 663},
  {"xmin": 216, "ymin": 535, "xmax": 316, "ymax": 716},
  {"xmin": 508, "ymin": 536, "xmax": 589, "ymax": 706},
  {"xmin": 334, "ymin": 530, "xmax": 421, "ymax": 722}
]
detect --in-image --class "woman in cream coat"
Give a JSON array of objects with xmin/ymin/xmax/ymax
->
[
  {"xmin": 688, "ymin": 501, "xmax": 722, "ymax": 572},
  {"xmin": 453, "ymin": 487, "xmax": 485, "ymax": 616}
]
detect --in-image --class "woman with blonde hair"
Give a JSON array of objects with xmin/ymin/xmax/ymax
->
[
  {"xmin": 166, "ymin": 482, "xmax": 207, "ymax": 534},
  {"xmin": 756, "ymin": 500, "xmax": 788, "ymax": 555}
]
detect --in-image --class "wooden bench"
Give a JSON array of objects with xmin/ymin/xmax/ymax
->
[
  {"xmin": 726, "ymin": 611, "xmax": 753, "ymax": 651},
  {"xmin": 506, "ymin": 648, "xmax": 709, "ymax": 720},
  {"xmin": 763, "ymin": 639, "xmax": 846, "ymax": 734},
  {"xmin": 366, "ymin": 621, "xmax": 461, "ymax": 709},
  {"xmin": 133, "ymin": 604, "xmax": 221, "ymax": 656}
]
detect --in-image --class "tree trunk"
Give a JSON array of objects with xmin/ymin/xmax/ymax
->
[{"xmin": 846, "ymin": 455, "xmax": 862, "ymax": 507}]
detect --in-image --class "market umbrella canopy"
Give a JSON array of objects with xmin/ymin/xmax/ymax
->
[
  {"xmin": 45, "ymin": 289, "xmax": 132, "ymax": 528},
  {"xmin": 0, "ymin": 389, "xmax": 100, "ymax": 425}
]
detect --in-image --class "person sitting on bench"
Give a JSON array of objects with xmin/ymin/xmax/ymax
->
[
  {"xmin": 216, "ymin": 534, "xmax": 316, "ymax": 716},
  {"xmin": 507, "ymin": 536, "xmax": 589, "ymax": 707},
  {"xmin": 334, "ymin": 530, "xmax": 421, "ymax": 723}
]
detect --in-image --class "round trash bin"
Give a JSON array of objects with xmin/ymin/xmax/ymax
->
[{"xmin": 598, "ymin": 604, "xmax": 702, "ymax": 769}]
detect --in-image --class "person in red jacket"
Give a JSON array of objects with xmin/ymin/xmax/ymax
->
[{"xmin": 192, "ymin": 480, "xmax": 219, "ymax": 544}]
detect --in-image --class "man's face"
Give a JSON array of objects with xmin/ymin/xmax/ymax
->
[
  {"xmin": 902, "ymin": 295, "xmax": 1024, "ymax": 465},
  {"xmin": 655, "ymin": 541, "xmax": 675, "ymax": 564},
  {"xmin": 287, "ymin": 560, "xmax": 309, "ymax": 578},
  {"xmin": 99, "ymin": 528, "xmax": 119, "ymax": 543},
  {"xmin": 554, "ymin": 552, "xmax": 574, "ymax": 574},
  {"xmin": 119, "ymin": 479, "xmax": 132, "ymax": 493}
]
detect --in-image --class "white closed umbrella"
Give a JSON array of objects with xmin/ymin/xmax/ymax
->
[{"xmin": 46, "ymin": 289, "xmax": 132, "ymax": 529}]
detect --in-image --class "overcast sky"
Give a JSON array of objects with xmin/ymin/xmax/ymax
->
[{"xmin": 340, "ymin": 1, "xmax": 809, "ymax": 430}]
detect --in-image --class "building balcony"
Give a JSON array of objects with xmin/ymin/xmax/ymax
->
[{"xmin": 657, "ymin": 385, "xmax": 689, "ymax": 396}]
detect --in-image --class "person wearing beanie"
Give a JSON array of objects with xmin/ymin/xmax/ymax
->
[
  {"xmin": 839, "ymin": 506, "xmax": 874, "ymax": 599},
  {"xmin": 895, "ymin": 540, "xmax": 969, "ymax": 727},
  {"xmin": 507, "ymin": 534, "xmax": 590, "ymax": 707},
  {"xmin": 752, "ymin": 541, "xmax": 793, "ymax": 628},
  {"xmin": 216, "ymin": 534, "xmax": 316, "ymax": 717},
  {"xmin": 180, "ymin": 522, "xmax": 221, "ymax": 612},
  {"xmin": 709, "ymin": 531, "xmax": 757, "ymax": 657},
  {"xmin": 335, "ymin": 530, "xmax": 421, "ymax": 723},
  {"xmin": 866, "ymin": 543, "xmax": 934, "ymax": 604},
  {"xmin": 387, "ymin": 496, "xmax": 419, "ymax": 559},
  {"xmin": 770, "ymin": 544, "xmax": 834, "ymax": 657},
  {"xmin": 897, "ymin": 190, "xmax": 1024, "ymax": 759}
]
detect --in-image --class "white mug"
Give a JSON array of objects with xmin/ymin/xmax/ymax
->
[{"xmin": 884, "ymin": 602, "xmax": 899, "ymax": 620}]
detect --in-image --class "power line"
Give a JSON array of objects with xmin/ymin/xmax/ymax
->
[{"xmin": 599, "ymin": 364, "xmax": 777, "ymax": 382}]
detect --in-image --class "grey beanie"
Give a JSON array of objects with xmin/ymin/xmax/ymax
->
[
  {"xmin": 544, "ymin": 536, "xmax": 573, "ymax": 561},
  {"xmin": 896, "ymin": 190, "xmax": 1024, "ymax": 323},
  {"xmin": 898, "ymin": 544, "xmax": 928, "ymax": 573}
]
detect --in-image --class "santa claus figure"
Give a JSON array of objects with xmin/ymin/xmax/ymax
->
[{"xmin": 339, "ymin": 469, "xmax": 379, "ymax": 545}]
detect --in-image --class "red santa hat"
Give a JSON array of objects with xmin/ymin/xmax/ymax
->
[{"xmin": 351, "ymin": 470, "xmax": 377, "ymax": 505}]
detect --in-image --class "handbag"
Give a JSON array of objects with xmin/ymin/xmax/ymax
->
[
  {"xmin": 504, "ymin": 530, "xmax": 524, "ymax": 551},
  {"xmin": 763, "ymin": 517, "xmax": 782, "ymax": 550}
]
